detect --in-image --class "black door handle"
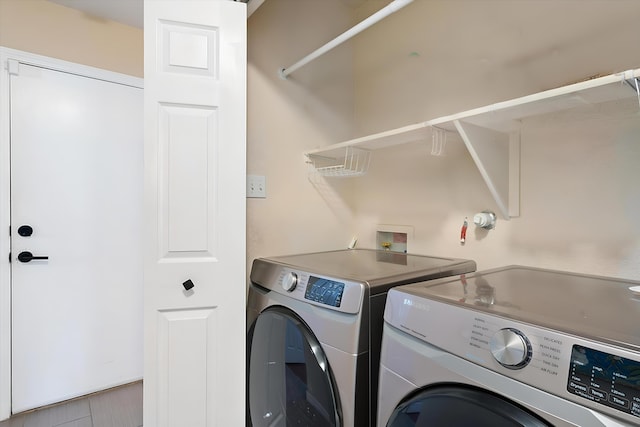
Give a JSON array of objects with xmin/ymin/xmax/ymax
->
[{"xmin": 17, "ymin": 251, "xmax": 48, "ymax": 263}]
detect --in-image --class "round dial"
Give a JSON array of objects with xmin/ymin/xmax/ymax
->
[
  {"xmin": 281, "ymin": 272, "xmax": 298, "ymax": 292},
  {"xmin": 489, "ymin": 328, "xmax": 532, "ymax": 369}
]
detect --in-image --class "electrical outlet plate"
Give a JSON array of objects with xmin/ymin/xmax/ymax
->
[{"xmin": 247, "ymin": 175, "xmax": 266, "ymax": 198}]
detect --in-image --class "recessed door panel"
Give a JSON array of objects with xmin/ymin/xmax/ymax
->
[
  {"xmin": 157, "ymin": 308, "xmax": 218, "ymax": 426},
  {"xmin": 158, "ymin": 103, "xmax": 218, "ymax": 259}
]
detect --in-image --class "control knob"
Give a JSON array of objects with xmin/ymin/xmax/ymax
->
[
  {"xmin": 489, "ymin": 328, "xmax": 532, "ymax": 369},
  {"xmin": 281, "ymin": 272, "xmax": 298, "ymax": 292}
]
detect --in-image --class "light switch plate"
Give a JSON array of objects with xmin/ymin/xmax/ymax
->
[{"xmin": 247, "ymin": 175, "xmax": 266, "ymax": 198}]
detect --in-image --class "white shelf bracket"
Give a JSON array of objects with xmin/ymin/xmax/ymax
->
[
  {"xmin": 454, "ymin": 119, "xmax": 519, "ymax": 219},
  {"xmin": 508, "ymin": 131, "xmax": 521, "ymax": 218}
]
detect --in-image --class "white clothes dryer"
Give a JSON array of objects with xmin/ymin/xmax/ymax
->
[
  {"xmin": 246, "ymin": 249, "xmax": 476, "ymax": 427},
  {"xmin": 378, "ymin": 266, "xmax": 640, "ymax": 426}
]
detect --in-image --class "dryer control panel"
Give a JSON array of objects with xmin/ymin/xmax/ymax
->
[{"xmin": 567, "ymin": 344, "xmax": 640, "ymax": 418}]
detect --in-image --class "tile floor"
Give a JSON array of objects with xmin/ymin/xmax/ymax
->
[{"xmin": 0, "ymin": 382, "xmax": 142, "ymax": 427}]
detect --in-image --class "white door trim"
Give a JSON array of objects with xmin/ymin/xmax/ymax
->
[{"xmin": 0, "ymin": 47, "xmax": 143, "ymax": 420}]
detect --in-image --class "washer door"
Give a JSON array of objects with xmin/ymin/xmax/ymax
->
[
  {"xmin": 247, "ymin": 306, "xmax": 341, "ymax": 427},
  {"xmin": 387, "ymin": 385, "xmax": 551, "ymax": 427}
]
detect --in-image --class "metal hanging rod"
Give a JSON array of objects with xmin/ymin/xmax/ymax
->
[{"xmin": 279, "ymin": 0, "xmax": 414, "ymax": 80}]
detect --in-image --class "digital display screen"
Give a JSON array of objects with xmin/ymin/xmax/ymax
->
[
  {"xmin": 304, "ymin": 276, "xmax": 345, "ymax": 307},
  {"xmin": 567, "ymin": 345, "xmax": 640, "ymax": 419}
]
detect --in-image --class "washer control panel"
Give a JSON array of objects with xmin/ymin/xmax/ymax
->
[{"xmin": 270, "ymin": 267, "xmax": 363, "ymax": 314}]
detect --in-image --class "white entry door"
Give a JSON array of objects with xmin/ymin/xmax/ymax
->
[
  {"xmin": 10, "ymin": 63, "xmax": 143, "ymax": 413},
  {"xmin": 144, "ymin": 1, "xmax": 246, "ymax": 426}
]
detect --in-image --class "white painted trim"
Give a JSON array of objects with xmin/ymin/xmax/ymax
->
[
  {"xmin": 0, "ymin": 48, "xmax": 11, "ymax": 422},
  {"xmin": 0, "ymin": 47, "xmax": 142, "ymax": 420},
  {"xmin": 0, "ymin": 47, "xmax": 143, "ymax": 88}
]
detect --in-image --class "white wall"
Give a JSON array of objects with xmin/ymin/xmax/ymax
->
[
  {"xmin": 246, "ymin": 0, "xmax": 357, "ymax": 271},
  {"xmin": 248, "ymin": 0, "xmax": 640, "ymax": 281},
  {"xmin": 351, "ymin": 0, "xmax": 640, "ymax": 279}
]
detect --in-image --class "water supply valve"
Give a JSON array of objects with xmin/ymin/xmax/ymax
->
[{"xmin": 473, "ymin": 211, "xmax": 496, "ymax": 230}]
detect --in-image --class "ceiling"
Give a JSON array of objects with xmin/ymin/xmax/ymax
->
[
  {"xmin": 48, "ymin": 0, "xmax": 144, "ymax": 28},
  {"xmin": 46, "ymin": 0, "xmax": 271, "ymax": 28},
  {"xmin": 45, "ymin": 0, "xmax": 373, "ymax": 29}
]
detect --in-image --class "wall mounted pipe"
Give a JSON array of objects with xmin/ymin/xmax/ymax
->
[{"xmin": 279, "ymin": 0, "xmax": 414, "ymax": 79}]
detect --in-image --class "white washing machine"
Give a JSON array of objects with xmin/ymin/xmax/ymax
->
[
  {"xmin": 378, "ymin": 265, "xmax": 640, "ymax": 426},
  {"xmin": 246, "ymin": 249, "xmax": 476, "ymax": 427}
]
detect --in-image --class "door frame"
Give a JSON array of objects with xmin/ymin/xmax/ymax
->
[{"xmin": 0, "ymin": 47, "xmax": 143, "ymax": 420}]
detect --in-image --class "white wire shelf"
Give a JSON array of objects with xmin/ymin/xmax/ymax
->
[
  {"xmin": 306, "ymin": 147, "xmax": 371, "ymax": 177},
  {"xmin": 304, "ymin": 68, "xmax": 640, "ymax": 218}
]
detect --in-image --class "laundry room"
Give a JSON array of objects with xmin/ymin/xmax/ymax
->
[
  {"xmin": 1, "ymin": 0, "xmax": 640, "ymax": 426},
  {"xmin": 246, "ymin": 3, "xmax": 640, "ymax": 425},
  {"xmin": 246, "ymin": 0, "xmax": 640, "ymax": 282}
]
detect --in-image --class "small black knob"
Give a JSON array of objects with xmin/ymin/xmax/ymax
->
[
  {"xmin": 183, "ymin": 279, "xmax": 195, "ymax": 291},
  {"xmin": 17, "ymin": 251, "xmax": 48, "ymax": 263},
  {"xmin": 18, "ymin": 225, "xmax": 33, "ymax": 237}
]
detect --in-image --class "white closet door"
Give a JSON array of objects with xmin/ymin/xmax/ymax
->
[{"xmin": 144, "ymin": 1, "xmax": 247, "ymax": 426}]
